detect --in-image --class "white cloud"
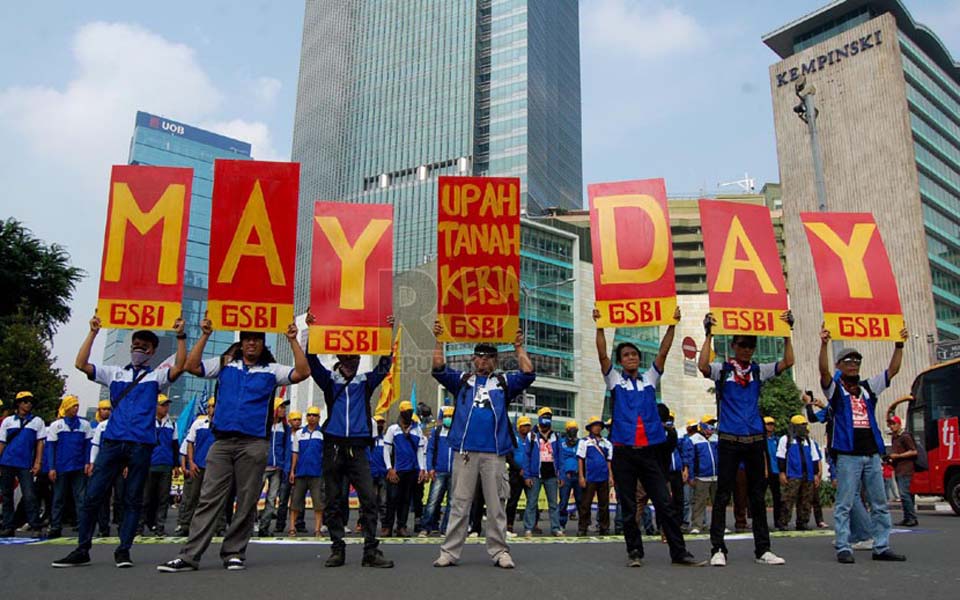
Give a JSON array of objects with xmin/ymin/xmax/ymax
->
[
  {"xmin": 252, "ymin": 76, "xmax": 282, "ymax": 107},
  {"xmin": 581, "ymin": 0, "xmax": 706, "ymax": 60},
  {"xmin": 203, "ymin": 118, "xmax": 286, "ymax": 161}
]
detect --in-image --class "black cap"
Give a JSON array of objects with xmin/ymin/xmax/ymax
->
[{"xmin": 474, "ymin": 343, "xmax": 498, "ymax": 356}]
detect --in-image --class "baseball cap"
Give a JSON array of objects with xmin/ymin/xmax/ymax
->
[{"xmin": 835, "ymin": 348, "xmax": 863, "ymax": 362}]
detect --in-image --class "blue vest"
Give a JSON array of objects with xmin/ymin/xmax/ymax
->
[
  {"xmin": 427, "ymin": 428, "xmax": 453, "ymax": 474},
  {"xmin": 783, "ymin": 437, "xmax": 818, "ymax": 481},
  {"xmin": 294, "ymin": 427, "xmax": 324, "ymax": 478},
  {"xmin": 267, "ymin": 422, "xmax": 288, "ymax": 468},
  {"xmin": 607, "ymin": 367, "xmax": 666, "ymax": 447},
  {"xmin": 688, "ymin": 433, "xmax": 718, "ymax": 479},
  {"xmin": 827, "ymin": 374, "xmax": 886, "ymax": 455},
  {"xmin": 283, "ymin": 430, "xmax": 295, "ymax": 473},
  {"xmin": 716, "ymin": 362, "xmax": 767, "ymax": 436},
  {"xmin": 150, "ymin": 417, "xmax": 177, "ymax": 467},
  {"xmin": 526, "ymin": 431, "xmax": 561, "ymax": 477},
  {"xmin": 368, "ymin": 435, "xmax": 387, "ymax": 479},
  {"xmin": 308, "ymin": 355, "xmax": 391, "ymax": 441},
  {"xmin": 669, "ymin": 444, "xmax": 683, "ymax": 473},
  {"xmin": 0, "ymin": 414, "xmax": 45, "ymax": 469},
  {"xmin": 581, "ymin": 436, "xmax": 612, "ymax": 483},
  {"xmin": 766, "ymin": 436, "xmax": 780, "ymax": 475},
  {"xmin": 98, "ymin": 365, "xmax": 167, "ymax": 444},
  {"xmin": 47, "ymin": 417, "xmax": 92, "ymax": 473},
  {"xmin": 190, "ymin": 420, "xmax": 214, "ymax": 469},
  {"xmin": 386, "ymin": 424, "xmax": 423, "ymax": 472},
  {"xmin": 558, "ymin": 439, "xmax": 580, "ymax": 475},
  {"xmin": 211, "ymin": 361, "xmax": 286, "ymax": 438}
]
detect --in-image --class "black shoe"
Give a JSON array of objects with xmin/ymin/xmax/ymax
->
[
  {"xmin": 51, "ymin": 549, "xmax": 91, "ymax": 568},
  {"xmin": 47, "ymin": 528, "xmax": 62, "ymax": 539},
  {"xmin": 395, "ymin": 527, "xmax": 410, "ymax": 537},
  {"xmin": 97, "ymin": 529, "xmax": 110, "ymax": 538},
  {"xmin": 672, "ymin": 553, "xmax": 706, "ymax": 567},
  {"xmin": 872, "ymin": 550, "xmax": 906, "ymax": 562},
  {"xmin": 157, "ymin": 558, "xmax": 198, "ymax": 573},
  {"xmin": 362, "ymin": 549, "xmax": 394, "ymax": 568},
  {"xmin": 172, "ymin": 527, "xmax": 187, "ymax": 537},
  {"xmin": 114, "ymin": 549, "xmax": 134, "ymax": 568},
  {"xmin": 224, "ymin": 557, "xmax": 245, "ymax": 571},
  {"xmin": 627, "ymin": 551, "xmax": 644, "ymax": 567},
  {"xmin": 325, "ymin": 548, "xmax": 346, "ymax": 568},
  {"xmin": 901, "ymin": 519, "xmax": 919, "ymax": 528},
  {"xmin": 837, "ymin": 551, "xmax": 855, "ymax": 564}
]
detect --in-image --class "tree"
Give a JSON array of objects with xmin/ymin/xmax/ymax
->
[
  {"xmin": 759, "ymin": 371, "xmax": 803, "ymax": 435},
  {"xmin": 0, "ymin": 318, "xmax": 65, "ymax": 422}
]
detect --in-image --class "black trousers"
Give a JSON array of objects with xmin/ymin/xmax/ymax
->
[
  {"xmin": 322, "ymin": 440, "xmax": 380, "ymax": 552},
  {"xmin": 505, "ymin": 468, "xmax": 525, "ymax": 528},
  {"xmin": 611, "ymin": 445, "xmax": 687, "ymax": 560},
  {"xmin": 664, "ymin": 470, "xmax": 684, "ymax": 531},
  {"xmin": 710, "ymin": 440, "xmax": 771, "ymax": 558},
  {"xmin": 142, "ymin": 468, "xmax": 173, "ymax": 531},
  {"xmin": 384, "ymin": 470, "xmax": 418, "ymax": 531},
  {"xmin": 767, "ymin": 474, "xmax": 783, "ymax": 528}
]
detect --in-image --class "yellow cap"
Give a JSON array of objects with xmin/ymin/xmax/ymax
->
[
  {"xmin": 763, "ymin": 416, "xmax": 776, "ymax": 425},
  {"xmin": 790, "ymin": 414, "xmax": 808, "ymax": 425},
  {"xmin": 686, "ymin": 418, "xmax": 699, "ymax": 428},
  {"xmin": 157, "ymin": 394, "xmax": 171, "ymax": 405},
  {"xmin": 288, "ymin": 411, "xmax": 302, "ymax": 421},
  {"xmin": 701, "ymin": 414, "xmax": 717, "ymax": 424},
  {"xmin": 16, "ymin": 391, "xmax": 34, "ymax": 401},
  {"xmin": 399, "ymin": 400, "xmax": 414, "ymax": 412},
  {"xmin": 306, "ymin": 406, "xmax": 321, "ymax": 416},
  {"xmin": 517, "ymin": 416, "xmax": 532, "ymax": 428},
  {"xmin": 537, "ymin": 407, "xmax": 553, "ymax": 417},
  {"xmin": 585, "ymin": 415, "xmax": 604, "ymax": 429},
  {"xmin": 98, "ymin": 400, "xmax": 112, "ymax": 410},
  {"xmin": 374, "ymin": 413, "xmax": 386, "ymax": 422},
  {"xmin": 669, "ymin": 411, "xmax": 676, "ymax": 419},
  {"xmin": 565, "ymin": 420, "xmax": 579, "ymax": 430},
  {"xmin": 274, "ymin": 397, "xmax": 290, "ymax": 410},
  {"xmin": 207, "ymin": 397, "xmax": 216, "ymax": 407},
  {"xmin": 60, "ymin": 394, "xmax": 79, "ymax": 413},
  {"xmin": 441, "ymin": 406, "xmax": 454, "ymax": 417}
]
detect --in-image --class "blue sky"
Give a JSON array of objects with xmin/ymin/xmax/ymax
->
[{"xmin": 1, "ymin": 0, "xmax": 958, "ymax": 407}]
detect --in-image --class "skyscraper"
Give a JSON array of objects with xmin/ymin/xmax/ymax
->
[
  {"xmin": 290, "ymin": 0, "xmax": 583, "ymax": 306},
  {"xmin": 101, "ymin": 111, "xmax": 252, "ymax": 417}
]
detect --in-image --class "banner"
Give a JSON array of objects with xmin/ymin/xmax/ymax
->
[
  {"xmin": 589, "ymin": 178, "xmax": 677, "ymax": 327},
  {"xmin": 207, "ymin": 160, "xmax": 299, "ymax": 332},
  {"xmin": 97, "ymin": 165, "xmax": 193, "ymax": 329},
  {"xmin": 801, "ymin": 212, "xmax": 903, "ymax": 340},
  {"xmin": 699, "ymin": 200, "xmax": 790, "ymax": 336},
  {"xmin": 375, "ymin": 328, "xmax": 403, "ymax": 414},
  {"xmin": 436, "ymin": 176, "xmax": 520, "ymax": 342},
  {"xmin": 309, "ymin": 202, "xmax": 393, "ymax": 354}
]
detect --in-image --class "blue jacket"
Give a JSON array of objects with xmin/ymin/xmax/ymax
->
[
  {"xmin": 307, "ymin": 354, "xmax": 391, "ymax": 443},
  {"xmin": 709, "ymin": 361, "xmax": 779, "ymax": 437},
  {"xmin": 777, "ymin": 436, "xmax": 821, "ymax": 481},
  {"xmin": 150, "ymin": 417, "xmax": 178, "ymax": 468},
  {"xmin": 557, "ymin": 438, "xmax": 580, "ymax": 475},
  {"xmin": 766, "ymin": 436, "xmax": 780, "ymax": 475},
  {"xmin": 0, "ymin": 414, "xmax": 46, "ymax": 469},
  {"xmin": 267, "ymin": 422, "xmax": 288, "ymax": 468},
  {"xmin": 44, "ymin": 417, "xmax": 92, "ymax": 473},
  {"xmin": 283, "ymin": 429, "xmax": 295, "ymax": 474},
  {"xmin": 384, "ymin": 423, "xmax": 426, "ymax": 472},
  {"xmin": 513, "ymin": 430, "xmax": 534, "ymax": 473},
  {"xmin": 678, "ymin": 436, "xmax": 694, "ymax": 472},
  {"xmin": 368, "ymin": 434, "xmax": 387, "ymax": 479},
  {"xmin": 91, "ymin": 364, "xmax": 171, "ymax": 445},
  {"xmin": 186, "ymin": 417, "xmax": 214, "ymax": 469},
  {"xmin": 433, "ymin": 366, "xmax": 535, "ymax": 457},
  {"xmin": 293, "ymin": 426, "xmax": 324, "ymax": 478},
  {"xmin": 200, "ymin": 357, "xmax": 294, "ymax": 439},
  {"xmin": 577, "ymin": 435, "xmax": 613, "ymax": 483},
  {"xmin": 426, "ymin": 427, "xmax": 453, "ymax": 474},
  {"xmin": 525, "ymin": 430, "xmax": 561, "ymax": 478},
  {"xmin": 668, "ymin": 443, "xmax": 684, "ymax": 473},
  {"xmin": 825, "ymin": 371, "xmax": 888, "ymax": 455},
  {"xmin": 687, "ymin": 432, "xmax": 718, "ymax": 479},
  {"xmin": 604, "ymin": 366, "xmax": 667, "ymax": 447}
]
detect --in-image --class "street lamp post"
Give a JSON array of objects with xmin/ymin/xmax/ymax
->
[{"xmin": 794, "ymin": 75, "xmax": 828, "ymax": 212}]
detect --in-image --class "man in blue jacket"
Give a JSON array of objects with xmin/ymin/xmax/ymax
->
[
  {"xmin": 818, "ymin": 326, "xmax": 909, "ymax": 564},
  {"xmin": 420, "ymin": 406, "xmax": 454, "ymax": 537},
  {"xmin": 275, "ymin": 410, "xmax": 303, "ymax": 535},
  {"xmin": 383, "ymin": 402, "xmax": 426, "ymax": 538},
  {"xmin": 257, "ymin": 397, "xmax": 289, "ymax": 537},
  {"xmin": 431, "ymin": 322, "xmax": 535, "ymax": 569},
  {"xmin": 506, "ymin": 416, "xmax": 533, "ymax": 534},
  {"xmin": 763, "ymin": 416, "xmax": 785, "ymax": 530},
  {"xmin": 524, "ymin": 407, "xmax": 562, "ymax": 537},
  {"xmin": 0, "ymin": 391, "xmax": 47, "ymax": 537},
  {"xmin": 368, "ymin": 415, "xmax": 389, "ymax": 534},
  {"xmin": 557, "ymin": 420, "xmax": 581, "ymax": 530},
  {"xmin": 140, "ymin": 394, "xmax": 178, "ymax": 537},
  {"xmin": 45, "ymin": 395, "xmax": 93, "ymax": 539}
]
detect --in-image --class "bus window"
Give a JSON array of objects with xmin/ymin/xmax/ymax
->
[{"xmin": 920, "ymin": 362, "xmax": 960, "ymax": 422}]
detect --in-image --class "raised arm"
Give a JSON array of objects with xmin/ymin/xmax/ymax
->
[
  {"xmin": 818, "ymin": 326, "xmax": 833, "ymax": 390},
  {"xmin": 777, "ymin": 310, "xmax": 796, "ymax": 374},
  {"xmin": 653, "ymin": 306, "xmax": 681, "ymax": 373},
  {"xmin": 593, "ymin": 308, "xmax": 612, "ymax": 375},
  {"xmin": 698, "ymin": 312, "xmax": 716, "ymax": 377},
  {"xmin": 185, "ymin": 317, "xmax": 212, "ymax": 376},
  {"xmin": 75, "ymin": 314, "xmax": 101, "ymax": 378},
  {"xmin": 887, "ymin": 328, "xmax": 908, "ymax": 381},
  {"xmin": 514, "ymin": 329, "xmax": 533, "ymax": 374},
  {"xmin": 168, "ymin": 317, "xmax": 187, "ymax": 382},
  {"xmin": 285, "ymin": 322, "xmax": 311, "ymax": 384},
  {"xmin": 432, "ymin": 320, "xmax": 445, "ymax": 370}
]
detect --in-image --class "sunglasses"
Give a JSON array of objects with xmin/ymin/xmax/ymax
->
[
  {"xmin": 840, "ymin": 357, "xmax": 862, "ymax": 365},
  {"xmin": 734, "ymin": 342, "xmax": 757, "ymax": 349}
]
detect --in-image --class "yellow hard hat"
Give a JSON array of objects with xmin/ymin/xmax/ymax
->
[
  {"xmin": 157, "ymin": 394, "xmax": 171, "ymax": 405},
  {"xmin": 585, "ymin": 415, "xmax": 604, "ymax": 429},
  {"xmin": 790, "ymin": 414, "xmax": 808, "ymax": 425},
  {"xmin": 15, "ymin": 391, "xmax": 34, "ymax": 401},
  {"xmin": 306, "ymin": 406, "xmax": 321, "ymax": 416},
  {"xmin": 669, "ymin": 411, "xmax": 676, "ymax": 419},
  {"xmin": 517, "ymin": 416, "xmax": 532, "ymax": 428},
  {"xmin": 441, "ymin": 406, "xmax": 454, "ymax": 417},
  {"xmin": 565, "ymin": 420, "xmax": 579, "ymax": 430},
  {"xmin": 686, "ymin": 418, "xmax": 699, "ymax": 428},
  {"xmin": 374, "ymin": 413, "xmax": 386, "ymax": 422},
  {"xmin": 98, "ymin": 400, "xmax": 112, "ymax": 410},
  {"xmin": 288, "ymin": 411, "xmax": 302, "ymax": 421},
  {"xmin": 537, "ymin": 407, "xmax": 553, "ymax": 417},
  {"xmin": 274, "ymin": 397, "xmax": 290, "ymax": 410},
  {"xmin": 701, "ymin": 414, "xmax": 717, "ymax": 424},
  {"xmin": 763, "ymin": 416, "xmax": 776, "ymax": 425},
  {"xmin": 399, "ymin": 400, "xmax": 414, "ymax": 412},
  {"xmin": 207, "ymin": 397, "xmax": 216, "ymax": 407},
  {"xmin": 59, "ymin": 395, "xmax": 79, "ymax": 415}
]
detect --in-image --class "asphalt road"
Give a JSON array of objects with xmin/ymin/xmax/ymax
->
[{"xmin": 2, "ymin": 508, "xmax": 957, "ymax": 600}]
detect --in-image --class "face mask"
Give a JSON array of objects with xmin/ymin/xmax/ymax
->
[
  {"xmin": 131, "ymin": 349, "xmax": 150, "ymax": 367},
  {"xmin": 702, "ymin": 425, "xmax": 715, "ymax": 435},
  {"xmin": 401, "ymin": 410, "xmax": 414, "ymax": 421},
  {"xmin": 377, "ymin": 425, "xmax": 385, "ymax": 436},
  {"xmin": 841, "ymin": 374, "xmax": 860, "ymax": 385},
  {"xmin": 443, "ymin": 417, "xmax": 452, "ymax": 428},
  {"xmin": 566, "ymin": 430, "xmax": 577, "ymax": 439},
  {"xmin": 539, "ymin": 417, "xmax": 552, "ymax": 428}
]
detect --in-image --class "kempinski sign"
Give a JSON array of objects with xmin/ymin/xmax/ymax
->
[{"xmin": 774, "ymin": 29, "xmax": 884, "ymax": 87}]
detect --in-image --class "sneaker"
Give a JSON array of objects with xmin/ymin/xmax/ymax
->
[
  {"xmin": 418, "ymin": 530, "xmax": 429, "ymax": 538},
  {"xmin": 505, "ymin": 530, "xmax": 517, "ymax": 539},
  {"xmin": 553, "ymin": 530, "xmax": 565, "ymax": 537},
  {"xmin": 872, "ymin": 550, "xmax": 906, "ymax": 562},
  {"xmin": 627, "ymin": 551, "xmax": 644, "ymax": 567},
  {"xmin": 224, "ymin": 557, "xmax": 245, "ymax": 571},
  {"xmin": 320, "ymin": 525, "xmax": 329, "ymax": 535},
  {"xmin": 673, "ymin": 553, "xmax": 706, "ymax": 567},
  {"xmin": 172, "ymin": 527, "xmax": 187, "ymax": 537},
  {"xmin": 689, "ymin": 528, "xmax": 701, "ymax": 535},
  {"xmin": 433, "ymin": 554, "xmax": 457, "ymax": 567},
  {"xmin": 817, "ymin": 522, "xmax": 829, "ymax": 529},
  {"xmin": 114, "ymin": 549, "xmax": 134, "ymax": 568},
  {"xmin": 157, "ymin": 558, "xmax": 198, "ymax": 573},
  {"xmin": 495, "ymin": 553, "xmax": 515, "ymax": 569},
  {"xmin": 51, "ymin": 549, "xmax": 91, "ymax": 568},
  {"xmin": 837, "ymin": 551, "xmax": 855, "ymax": 564},
  {"xmin": 710, "ymin": 551, "xmax": 727, "ymax": 567},
  {"xmin": 362, "ymin": 549, "xmax": 394, "ymax": 568},
  {"xmin": 325, "ymin": 548, "xmax": 346, "ymax": 568},
  {"xmin": 523, "ymin": 531, "xmax": 533, "ymax": 539},
  {"xmin": 468, "ymin": 531, "xmax": 480, "ymax": 539},
  {"xmin": 755, "ymin": 551, "xmax": 786, "ymax": 565},
  {"xmin": 851, "ymin": 539, "xmax": 874, "ymax": 551}
]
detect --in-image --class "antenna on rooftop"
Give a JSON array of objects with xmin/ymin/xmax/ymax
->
[{"xmin": 717, "ymin": 172, "xmax": 756, "ymax": 193}]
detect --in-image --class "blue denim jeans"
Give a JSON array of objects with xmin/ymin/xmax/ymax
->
[
  {"xmin": 834, "ymin": 454, "xmax": 891, "ymax": 555},
  {"xmin": 895, "ymin": 474, "xmax": 917, "ymax": 522},
  {"xmin": 523, "ymin": 475, "xmax": 561, "ymax": 534},
  {"xmin": 77, "ymin": 440, "xmax": 153, "ymax": 552},
  {"xmin": 558, "ymin": 471, "xmax": 582, "ymax": 527},
  {"xmin": 51, "ymin": 470, "xmax": 87, "ymax": 530},
  {"xmin": 422, "ymin": 472, "xmax": 451, "ymax": 533},
  {"xmin": 1, "ymin": 467, "xmax": 40, "ymax": 530}
]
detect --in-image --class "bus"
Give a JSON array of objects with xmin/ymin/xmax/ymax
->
[{"xmin": 898, "ymin": 358, "xmax": 960, "ymax": 515}]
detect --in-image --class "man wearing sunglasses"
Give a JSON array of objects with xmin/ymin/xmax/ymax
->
[
  {"xmin": 698, "ymin": 310, "xmax": 794, "ymax": 567},
  {"xmin": 819, "ymin": 325, "xmax": 909, "ymax": 564}
]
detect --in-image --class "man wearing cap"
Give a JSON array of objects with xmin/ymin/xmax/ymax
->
[
  {"xmin": 52, "ymin": 315, "xmax": 187, "ymax": 568},
  {"xmin": 885, "ymin": 414, "xmax": 918, "ymax": 527},
  {"xmin": 506, "ymin": 416, "xmax": 533, "ymax": 535},
  {"xmin": 256, "ymin": 397, "xmax": 289, "ymax": 537},
  {"xmin": 420, "ymin": 406, "xmax": 455, "ymax": 537},
  {"xmin": 577, "ymin": 416, "xmax": 613, "ymax": 536},
  {"xmin": 0, "ymin": 391, "xmax": 47, "ymax": 537},
  {"xmin": 557, "ymin": 420, "xmax": 581, "ymax": 530},
  {"xmin": 431, "ymin": 322, "xmax": 535, "ymax": 569},
  {"xmin": 157, "ymin": 318, "xmax": 309, "ymax": 573},
  {"xmin": 383, "ymin": 401, "xmax": 427, "ymax": 538},
  {"xmin": 663, "ymin": 413, "xmax": 685, "ymax": 536},
  {"xmin": 289, "ymin": 406, "xmax": 325, "ymax": 537},
  {"xmin": 762, "ymin": 416, "xmax": 785, "ymax": 530},
  {"xmin": 43, "ymin": 395, "xmax": 93, "ymax": 538},
  {"xmin": 302, "ymin": 313, "xmax": 395, "ymax": 567},
  {"xmin": 523, "ymin": 406, "xmax": 562, "ymax": 537},
  {"xmin": 776, "ymin": 415, "xmax": 821, "ymax": 530},
  {"xmin": 593, "ymin": 307, "xmax": 701, "ymax": 567},
  {"xmin": 819, "ymin": 326, "xmax": 909, "ymax": 564},
  {"xmin": 698, "ymin": 311, "xmax": 794, "ymax": 567},
  {"xmin": 139, "ymin": 394, "xmax": 179, "ymax": 537},
  {"xmin": 275, "ymin": 410, "xmax": 303, "ymax": 535},
  {"xmin": 368, "ymin": 415, "xmax": 389, "ymax": 534},
  {"xmin": 687, "ymin": 416, "xmax": 719, "ymax": 534}
]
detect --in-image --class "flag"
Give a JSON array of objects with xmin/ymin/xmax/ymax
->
[
  {"xmin": 375, "ymin": 326, "xmax": 402, "ymax": 414},
  {"xmin": 176, "ymin": 396, "xmax": 198, "ymax": 443}
]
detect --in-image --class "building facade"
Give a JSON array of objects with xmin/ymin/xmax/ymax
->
[
  {"xmin": 764, "ymin": 0, "xmax": 960, "ymax": 408},
  {"xmin": 100, "ymin": 111, "xmax": 252, "ymax": 417}
]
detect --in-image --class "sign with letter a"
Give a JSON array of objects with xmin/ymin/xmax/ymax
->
[
  {"xmin": 97, "ymin": 165, "xmax": 193, "ymax": 329},
  {"xmin": 207, "ymin": 160, "xmax": 299, "ymax": 332}
]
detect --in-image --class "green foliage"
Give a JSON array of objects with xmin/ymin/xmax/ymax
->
[
  {"xmin": 759, "ymin": 371, "xmax": 803, "ymax": 436},
  {"xmin": 818, "ymin": 480, "xmax": 837, "ymax": 508},
  {"xmin": 0, "ymin": 318, "xmax": 65, "ymax": 422}
]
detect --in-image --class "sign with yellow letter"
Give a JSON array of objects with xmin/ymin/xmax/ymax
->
[
  {"xmin": 207, "ymin": 160, "xmax": 299, "ymax": 332},
  {"xmin": 589, "ymin": 178, "xmax": 677, "ymax": 328},
  {"xmin": 700, "ymin": 200, "xmax": 790, "ymax": 336},
  {"xmin": 309, "ymin": 202, "xmax": 393, "ymax": 354},
  {"xmin": 97, "ymin": 165, "xmax": 193, "ymax": 329},
  {"xmin": 801, "ymin": 212, "xmax": 903, "ymax": 341}
]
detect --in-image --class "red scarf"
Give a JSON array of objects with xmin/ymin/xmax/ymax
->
[{"xmin": 730, "ymin": 359, "xmax": 752, "ymax": 387}]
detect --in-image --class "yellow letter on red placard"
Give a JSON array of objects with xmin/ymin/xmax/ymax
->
[
  {"xmin": 315, "ymin": 216, "xmax": 391, "ymax": 310},
  {"xmin": 217, "ymin": 180, "xmax": 285, "ymax": 286},
  {"xmin": 714, "ymin": 216, "xmax": 777, "ymax": 294},
  {"xmin": 803, "ymin": 222, "xmax": 875, "ymax": 299},
  {"xmin": 596, "ymin": 194, "xmax": 668, "ymax": 285}
]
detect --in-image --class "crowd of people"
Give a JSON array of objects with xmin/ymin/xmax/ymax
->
[{"xmin": 0, "ymin": 307, "xmax": 920, "ymax": 572}]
